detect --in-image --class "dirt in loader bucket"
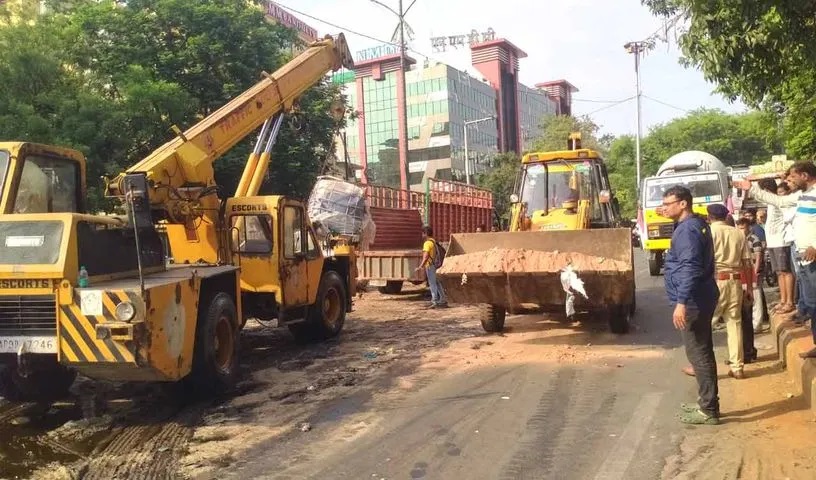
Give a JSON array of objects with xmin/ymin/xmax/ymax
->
[{"xmin": 436, "ymin": 228, "xmax": 636, "ymax": 315}]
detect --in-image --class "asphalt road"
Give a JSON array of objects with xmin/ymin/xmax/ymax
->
[{"xmin": 223, "ymin": 256, "xmax": 704, "ymax": 480}]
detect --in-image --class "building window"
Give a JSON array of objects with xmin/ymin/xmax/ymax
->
[
  {"xmin": 431, "ymin": 121, "xmax": 450, "ymax": 137},
  {"xmin": 435, "ymin": 168, "xmax": 452, "ymax": 180}
]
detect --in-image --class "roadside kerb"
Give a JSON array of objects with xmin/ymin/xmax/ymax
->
[{"xmin": 771, "ymin": 313, "xmax": 816, "ymax": 415}]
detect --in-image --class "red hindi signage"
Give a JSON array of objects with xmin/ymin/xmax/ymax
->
[{"xmin": 265, "ymin": 1, "xmax": 318, "ymax": 42}]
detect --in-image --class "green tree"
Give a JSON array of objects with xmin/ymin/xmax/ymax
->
[
  {"xmin": 605, "ymin": 135, "xmax": 638, "ymax": 218},
  {"xmin": 640, "ymin": 108, "xmax": 781, "ymax": 176},
  {"xmin": 603, "ymin": 109, "xmax": 779, "ymax": 217},
  {"xmin": 0, "ymin": 0, "xmax": 347, "ymax": 209},
  {"xmin": 476, "ymin": 152, "xmax": 519, "ymax": 225},
  {"xmin": 532, "ymin": 115, "xmax": 605, "ymax": 153},
  {"xmin": 641, "ymin": 0, "xmax": 816, "ymax": 158}
]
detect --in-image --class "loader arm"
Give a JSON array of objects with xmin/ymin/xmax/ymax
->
[{"xmin": 105, "ymin": 34, "xmax": 354, "ymax": 223}]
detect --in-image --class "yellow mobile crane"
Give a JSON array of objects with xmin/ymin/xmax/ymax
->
[{"xmin": 0, "ymin": 34, "xmax": 355, "ymax": 400}]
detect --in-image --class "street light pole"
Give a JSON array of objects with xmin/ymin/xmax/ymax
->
[
  {"xmin": 464, "ymin": 125, "xmax": 469, "ymax": 184},
  {"xmin": 624, "ymin": 40, "xmax": 652, "ymax": 190},
  {"xmin": 464, "ymin": 116, "xmax": 496, "ymax": 185}
]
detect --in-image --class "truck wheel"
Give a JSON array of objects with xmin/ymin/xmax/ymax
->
[
  {"xmin": 608, "ymin": 304, "xmax": 631, "ymax": 334},
  {"xmin": 480, "ymin": 304, "xmax": 506, "ymax": 333},
  {"xmin": 186, "ymin": 292, "xmax": 240, "ymax": 395},
  {"xmin": 378, "ymin": 281, "xmax": 403, "ymax": 294},
  {"xmin": 289, "ymin": 271, "xmax": 347, "ymax": 343},
  {"xmin": 0, "ymin": 362, "xmax": 76, "ymax": 401},
  {"xmin": 648, "ymin": 254, "xmax": 662, "ymax": 276}
]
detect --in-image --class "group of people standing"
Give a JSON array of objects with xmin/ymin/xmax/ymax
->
[{"xmin": 659, "ymin": 161, "xmax": 816, "ymax": 426}]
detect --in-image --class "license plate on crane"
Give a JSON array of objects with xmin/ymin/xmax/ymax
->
[{"xmin": 0, "ymin": 336, "xmax": 57, "ymax": 354}]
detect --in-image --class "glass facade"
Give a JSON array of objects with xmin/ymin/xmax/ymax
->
[
  {"xmin": 362, "ymin": 73, "xmax": 401, "ymax": 187},
  {"xmin": 518, "ymin": 84, "xmax": 558, "ymax": 151},
  {"xmin": 446, "ymin": 67, "xmax": 499, "ymax": 181},
  {"xmin": 332, "ymin": 61, "xmax": 561, "ymax": 190}
]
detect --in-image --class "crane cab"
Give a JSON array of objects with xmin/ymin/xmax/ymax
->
[
  {"xmin": 225, "ymin": 196, "xmax": 354, "ymax": 341},
  {"xmin": 0, "ymin": 142, "xmax": 87, "ymax": 215}
]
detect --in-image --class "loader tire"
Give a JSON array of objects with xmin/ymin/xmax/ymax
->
[
  {"xmin": 648, "ymin": 252, "xmax": 662, "ymax": 276},
  {"xmin": 480, "ymin": 304, "xmax": 506, "ymax": 333},
  {"xmin": 378, "ymin": 281, "xmax": 403, "ymax": 294},
  {"xmin": 608, "ymin": 304, "xmax": 631, "ymax": 334},
  {"xmin": 289, "ymin": 271, "xmax": 347, "ymax": 344},
  {"xmin": 0, "ymin": 361, "xmax": 76, "ymax": 402},
  {"xmin": 186, "ymin": 292, "xmax": 240, "ymax": 396}
]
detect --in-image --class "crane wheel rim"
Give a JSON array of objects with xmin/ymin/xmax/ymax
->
[
  {"xmin": 214, "ymin": 315, "xmax": 235, "ymax": 372},
  {"xmin": 323, "ymin": 287, "xmax": 342, "ymax": 328}
]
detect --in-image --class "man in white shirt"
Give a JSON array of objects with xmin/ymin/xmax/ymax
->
[
  {"xmin": 735, "ymin": 161, "xmax": 816, "ymax": 359},
  {"xmin": 756, "ymin": 178, "xmax": 796, "ymax": 318}
]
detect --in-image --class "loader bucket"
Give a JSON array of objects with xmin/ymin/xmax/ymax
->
[{"xmin": 436, "ymin": 228, "xmax": 635, "ymax": 314}]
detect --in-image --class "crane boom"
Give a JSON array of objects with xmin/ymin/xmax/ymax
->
[{"xmin": 106, "ymin": 34, "xmax": 354, "ymax": 221}]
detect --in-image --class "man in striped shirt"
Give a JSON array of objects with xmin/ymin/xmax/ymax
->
[{"xmin": 736, "ymin": 161, "xmax": 816, "ymax": 359}]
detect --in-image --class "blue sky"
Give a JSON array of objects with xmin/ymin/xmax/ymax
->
[{"xmin": 274, "ymin": 0, "xmax": 748, "ymax": 137}]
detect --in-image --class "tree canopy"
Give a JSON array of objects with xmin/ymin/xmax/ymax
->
[
  {"xmin": 476, "ymin": 152, "xmax": 518, "ymax": 226},
  {"xmin": 0, "ymin": 0, "xmax": 347, "ymax": 210},
  {"xmin": 532, "ymin": 115, "xmax": 605, "ymax": 152},
  {"xmin": 478, "ymin": 109, "xmax": 782, "ymax": 221},
  {"xmin": 641, "ymin": 0, "xmax": 816, "ymax": 159},
  {"xmin": 605, "ymin": 108, "xmax": 781, "ymax": 216}
]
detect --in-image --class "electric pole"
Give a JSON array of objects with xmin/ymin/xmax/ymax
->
[
  {"xmin": 371, "ymin": 0, "xmax": 416, "ymax": 198},
  {"xmin": 624, "ymin": 40, "xmax": 653, "ymax": 190}
]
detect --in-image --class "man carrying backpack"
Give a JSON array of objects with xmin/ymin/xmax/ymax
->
[{"xmin": 415, "ymin": 225, "xmax": 448, "ymax": 308}]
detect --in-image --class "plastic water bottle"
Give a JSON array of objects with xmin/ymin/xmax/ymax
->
[{"xmin": 78, "ymin": 266, "xmax": 89, "ymax": 288}]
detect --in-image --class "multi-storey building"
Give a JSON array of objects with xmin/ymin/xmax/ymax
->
[{"xmin": 332, "ymin": 38, "xmax": 575, "ymax": 190}]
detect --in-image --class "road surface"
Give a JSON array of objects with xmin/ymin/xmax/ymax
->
[
  {"xmin": 215, "ymin": 258, "xmax": 696, "ymax": 480},
  {"xmin": 1, "ymin": 253, "xmax": 815, "ymax": 480}
]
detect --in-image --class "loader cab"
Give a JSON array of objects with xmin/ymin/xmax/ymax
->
[
  {"xmin": 0, "ymin": 142, "xmax": 86, "ymax": 215},
  {"xmin": 514, "ymin": 149, "xmax": 619, "ymax": 231}
]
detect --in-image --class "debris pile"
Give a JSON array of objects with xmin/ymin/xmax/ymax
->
[{"xmin": 437, "ymin": 248, "xmax": 629, "ymax": 275}]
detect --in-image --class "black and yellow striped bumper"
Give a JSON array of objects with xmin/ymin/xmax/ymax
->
[{"xmin": 58, "ymin": 290, "xmax": 138, "ymax": 364}]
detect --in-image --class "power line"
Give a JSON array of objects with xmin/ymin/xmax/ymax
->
[
  {"xmin": 274, "ymin": 1, "xmax": 440, "ymax": 63},
  {"xmin": 642, "ymin": 94, "xmax": 690, "ymax": 113},
  {"xmin": 581, "ymin": 96, "xmax": 636, "ymax": 117},
  {"xmin": 275, "ymin": 2, "xmax": 641, "ymax": 118},
  {"xmin": 573, "ymin": 97, "xmax": 635, "ymax": 104}
]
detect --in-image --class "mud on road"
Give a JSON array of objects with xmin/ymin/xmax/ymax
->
[{"xmin": 0, "ymin": 286, "xmax": 489, "ymax": 480}]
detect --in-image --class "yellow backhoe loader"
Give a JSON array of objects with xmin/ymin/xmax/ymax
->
[
  {"xmin": 436, "ymin": 133, "xmax": 636, "ymax": 334},
  {"xmin": 0, "ymin": 34, "xmax": 355, "ymax": 400}
]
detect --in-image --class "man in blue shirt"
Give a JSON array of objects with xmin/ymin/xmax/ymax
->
[{"xmin": 661, "ymin": 186, "xmax": 721, "ymax": 425}]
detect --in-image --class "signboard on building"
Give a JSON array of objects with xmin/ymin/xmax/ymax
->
[
  {"xmin": 356, "ymin": 44, "xmax": 399, "ymax": 62},
  {"xmin": 430, "ymin": 28, "xmax": 496, "ymax": 52},
  {"xmin": 265, "ymin": 1, "xmax": 318, "ymax": 43}
]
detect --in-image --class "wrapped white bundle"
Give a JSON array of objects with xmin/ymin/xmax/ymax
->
[{"xmin": 307, "ymin": 176, "xmax": 376, "ymax": 250}]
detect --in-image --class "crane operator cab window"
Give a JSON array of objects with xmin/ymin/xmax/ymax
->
[
  {"xmin": 284, "ymin": 206, "xmax": 305, "ymax": 258},
  {"xmin": 231, "ymin": 215, "xmax": 273, "ymax": 254},
  {"xmin": 283, "ymin": 206, "xmax": 320, "ymax": 260},
  {"xmin": 13, "ymin": 154, "xmax": 80, "ymax": 214}
]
